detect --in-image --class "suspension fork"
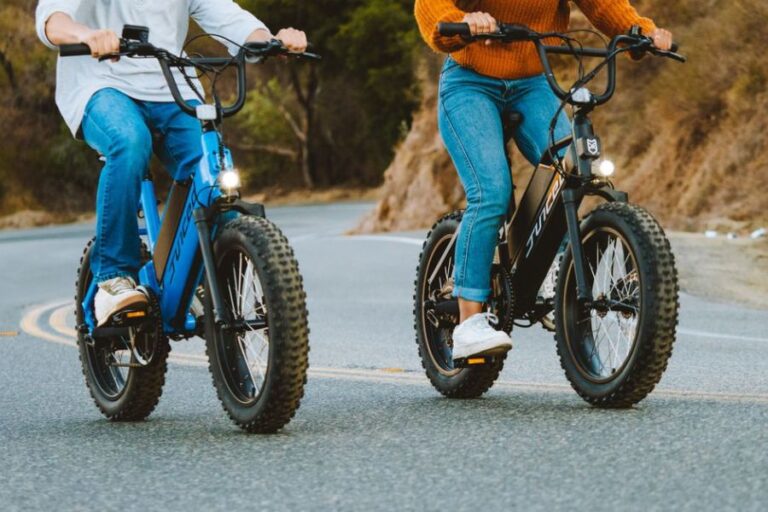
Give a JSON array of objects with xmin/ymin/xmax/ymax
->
[
  {"xmin": 562, "ymin": 188, "xmax": 591, "ymax": 303},
  {"xmin": 193, "ymin": 208, "xmax": 230, "ymax": 327}
]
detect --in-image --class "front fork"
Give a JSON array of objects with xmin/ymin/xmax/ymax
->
[
  {"xmin": 193, "ymin": 198, "xmax": 266, "ymax": 329},
  {"xmin": 562, "ymin": 189, "xmax": 591, "ymax": 303},
  {"xmin": 562, "ymin": 186, "xmax": 629, "ymax": 305}
]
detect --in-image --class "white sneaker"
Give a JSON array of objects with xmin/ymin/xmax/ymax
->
[
  {"xmin": 94, "ymin": 276, "xmax": 148, "ymax": 327},
  {"xmin": 452, "ymin": 313, "xmax": 512, "ymax": 360}
]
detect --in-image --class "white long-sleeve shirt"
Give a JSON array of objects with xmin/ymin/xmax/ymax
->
[{"xmin": 35, "ymin": 0, "xmax": 268, "ymax": 137}]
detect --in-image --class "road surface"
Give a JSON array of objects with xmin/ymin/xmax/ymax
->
[{"xmin": 1, "ymin": 203, "xmax": 766, "ymax": 511}]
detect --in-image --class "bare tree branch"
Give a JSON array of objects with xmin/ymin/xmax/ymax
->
[
  {"xmin": 231, "ymin": 142, "xmax": 298, "ymax": 159},
  {"xmin": 258, "ymin": 82, "xmax": 306, "ymax": 143}
]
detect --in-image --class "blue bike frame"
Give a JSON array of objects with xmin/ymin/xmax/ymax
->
[
  {"xmin": 71, "ymin": 31, "xmax": 303, "ymax": 338},
  {"xmin": 81, "ymin": 129, "xmax": 233, "ymax": 336}
]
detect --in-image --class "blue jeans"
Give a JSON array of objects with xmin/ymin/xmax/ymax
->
[
  {"xmin": 438, "ymin": 58, "xmax": 570, "ymax": 302},
  {"xmin": 81, "ymin": 88, "xmax": 203, "ymax": 283}
]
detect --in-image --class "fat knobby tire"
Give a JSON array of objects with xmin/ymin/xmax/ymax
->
[
  {"xmin": 205, "ymin": 216, "xmax": 309, "ymax": 433},
  {"xmin": 554, "ymin": 202, "xmax": 679, "ymax": 408},
  {"xmin": 414, "ymin": 211, "xmax": 507, "ymax": 399},
  {"xmin": 75, "ymin": 239, "xmax": 169, "ymax": 421}
]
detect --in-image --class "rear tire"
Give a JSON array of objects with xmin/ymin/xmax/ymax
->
[
  {"xmin": 75, "ymin": 239, "xmax": 169, "ymax": 421},
  {"xmin": 414, "ymin": 211, "xmax": 509, "ymax": 399},
  {"xmin": 554, "ymin": 202, "xmax": 679, "ymax": 408},
  {"xmin": 205, "ymin": 216, "xmax": 309, "ymax": 433}
]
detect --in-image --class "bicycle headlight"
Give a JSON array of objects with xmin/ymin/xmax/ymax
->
[
  {"xmin": 219, "ymin": 169, "xmax": 241, "ymax": 196},
  {"xmin": 594, "ymin": 159, "xmax": 616, "ymax": 178}
]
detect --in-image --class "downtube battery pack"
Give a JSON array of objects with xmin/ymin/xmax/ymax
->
[{"xmin": 153, "ymin": 181, "xmax": 191, "ymax": 282}]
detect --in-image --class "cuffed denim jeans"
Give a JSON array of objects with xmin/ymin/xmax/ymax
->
[
  {"xmin": 438, "ymin": 57, "xmax": 570, "ymax": 302},
  {"xmin": 81, "ymin": 88, "xmax": 203, "ymax": 283}
]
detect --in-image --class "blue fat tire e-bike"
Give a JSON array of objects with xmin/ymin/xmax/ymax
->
[{"xmin": 62, "ymin": 26, "xmax": 319, "ymax": 433}]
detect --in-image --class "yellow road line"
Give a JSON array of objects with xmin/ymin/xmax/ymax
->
[
  {"xmin": 19, "ymin": 300, "xmax": 75, "ymax": 348},
  {"xmin": 19, "ymin": 300, "xmax": 768, "ymax": 405},
  {"xmin": 49, "ymin": 304, "xmax": 75, "ymax": 338}
]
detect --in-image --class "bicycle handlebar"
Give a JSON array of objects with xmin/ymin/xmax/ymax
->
[
  {"xmin": 59, "ymin": 37, "xmax": 320, "ymax": 119},
  {"xmin": 437, "ymin": 23, "xmax": 685, "ymax": 105}
]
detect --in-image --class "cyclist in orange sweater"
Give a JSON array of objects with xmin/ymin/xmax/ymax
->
[{"xmin": 414, "ymin": 0, "xmax": 672, "ymax": 359}]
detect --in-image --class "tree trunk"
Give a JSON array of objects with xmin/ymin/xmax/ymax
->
[
  {"xmin": 290, "ymin": 66, "xmax": 319, "ymax": 189},
  {"xmin": 0, "ymin": 50, "xmax": 17, "ymax": 92}
]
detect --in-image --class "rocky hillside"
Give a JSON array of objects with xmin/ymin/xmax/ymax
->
[{"xmin": 356, "ymin": 0, "xmax": 768, "ymax": 234}]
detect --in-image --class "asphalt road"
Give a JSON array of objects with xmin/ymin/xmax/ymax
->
[{"xmin": 1, "ymin": 203, "xmax": 767, "ymax": 511}]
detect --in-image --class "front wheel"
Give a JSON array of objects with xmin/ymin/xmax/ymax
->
[
  {"xmin": 554, "ymin": 202, "xmax": 679, "ymax": 408},
  {"xmin": 204, "ymin": 216, "xmax": 309, "ymax": 433}
]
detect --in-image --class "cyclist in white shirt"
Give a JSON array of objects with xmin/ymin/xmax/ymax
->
[{"xmin": 36, "ymin": 0, "xmax": 307, "ymax": 326}]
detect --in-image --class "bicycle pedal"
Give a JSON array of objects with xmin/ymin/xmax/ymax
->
[
  {"xmin": 110, "ymin": 308, "xmax": 150, "ymax": 327},
  {"xmin": 453, "ymin": 355, "xmax": 498, "ymax": 368}
]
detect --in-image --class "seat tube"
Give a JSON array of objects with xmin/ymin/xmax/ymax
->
[{"xmin": 141, "ymin": 179, "xmax": 160, "ymax": 252}]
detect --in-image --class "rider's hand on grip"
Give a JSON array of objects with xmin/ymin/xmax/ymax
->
[
  {"xmin": 59, "ymin": 43, "xmax": 92, "ymax": 57},
  {"xmin": 437, "ymin": 23, "xmax": 473, "ymax": 38}
]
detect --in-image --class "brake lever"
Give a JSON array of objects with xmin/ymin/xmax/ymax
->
[
  {"xmin": 286, "ymin": 51, "xmax": 322, "ymax": 61},
  {"xmin": 651, "ymin": 48, "xmax": 687, "ymax": 63},
  {"xmin": 627, "ymin": 37, "xmax": 686, "ymax": 63}
]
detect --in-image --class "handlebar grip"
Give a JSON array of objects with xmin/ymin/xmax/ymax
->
[
  {"xmin": 59, "ymin": 43, "xmax": 92, "ymax": 57},
  {"xmin": 438, "ymin": 23, "xmax": 472, "ymax": 38}
]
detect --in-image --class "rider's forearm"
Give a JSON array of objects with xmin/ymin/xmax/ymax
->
[
  {"xmin": 44, "ymin": 12, "xmax": 94, "ymax": 46},
  {"xmin": 414, "ymin": 0, "xmax": 468, "ymax": 53},
  {"xmin": 246, "ymin": 28, "xmax": 273, "ymax": 43}
]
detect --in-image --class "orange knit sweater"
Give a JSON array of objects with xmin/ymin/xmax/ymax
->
[{"xmin": 414, "ymin": 0, "xmax": 656, "ymax": 79}]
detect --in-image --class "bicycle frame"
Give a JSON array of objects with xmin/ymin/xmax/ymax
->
[
  {"xmin": 429, "ymin": 23, "xmax": 684, "ymax": 322},
  {"xmin": 81, "ymin": 126, "xmax": 253, "ymax": 336},
  {"xmin": 71, "ymin": 27, "xmax": 321, "ymax": 338},
  {"xmin": 501, "ymin": 111, "xmax": 627, "ymax": 318}
]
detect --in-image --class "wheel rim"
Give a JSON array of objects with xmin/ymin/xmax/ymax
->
[
  {"xmin": 87, "ymin": 336, "xmax": 131, "ymax": 399},
  {"xmin": 420, "ymin": 233, "xmax": 460, "ymax": 376},
  {"xmin": 217, "ymin": 249, "xmax": 270, "ymax": 405},
  {"xmin": 80, "ymin": 267, "xmax": 140, "ymax": 400},
  {"xmin": 563, "ymin": 227, "xmax": 642, "ymax": 382}
]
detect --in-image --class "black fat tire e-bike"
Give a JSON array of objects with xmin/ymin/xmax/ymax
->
[{"xmin": 415, "ymin": 24, "xmax": 685, "ymax": 407}]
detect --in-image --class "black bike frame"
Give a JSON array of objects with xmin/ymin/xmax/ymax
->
[
  {"xmin": 433, "ymin": 23, "xmax": 681, "ymax": 319},
  {"xmin": 504, "ymin": 110, "xmax": 627, "ymax": 317}
]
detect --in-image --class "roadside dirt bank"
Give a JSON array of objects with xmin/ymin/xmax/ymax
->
[{"xmin": 668, "ymin": 232, "xmax": 767, "ymax": 310}]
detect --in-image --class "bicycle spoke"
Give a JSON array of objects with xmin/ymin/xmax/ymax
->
[
  {"xmin": 220, "ymin": 249, "xmax": 270, "ymax": 403},
  {"xmin": 578, "ymin": 231, "xmax": 641, "ymax": 378}
]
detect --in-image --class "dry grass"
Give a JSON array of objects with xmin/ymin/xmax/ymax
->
[
  {"xmin": 597, "ymin": 0, "xmax": 768, "ymax": 231},
  {"xmin": 359, "ymin": 0, "xmax": 768, "ymax": 241}
]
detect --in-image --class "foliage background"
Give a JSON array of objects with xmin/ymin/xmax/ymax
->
[
  {"xmin": 0, "ymin": 0, "xmax": 419, "ymax": 214},
  {"xmin": 1, "ymin": 0, "xmax": 767, "ymax": 234}
]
